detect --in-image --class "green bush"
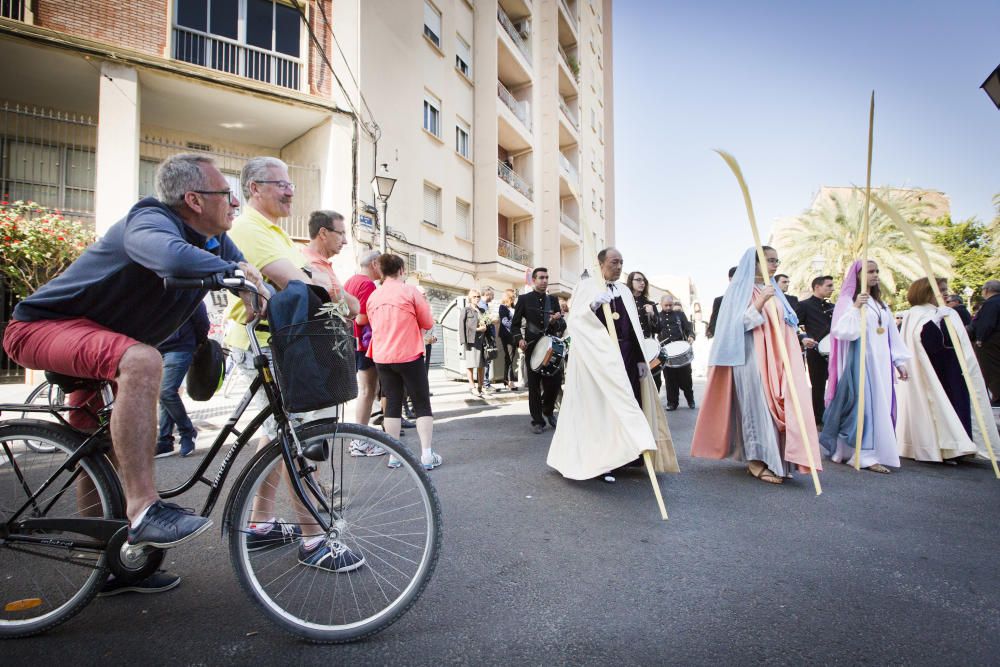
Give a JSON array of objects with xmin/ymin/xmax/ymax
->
[{"xmin": 0, "ymin": 198, "xmax": 94, "ymax": 300}]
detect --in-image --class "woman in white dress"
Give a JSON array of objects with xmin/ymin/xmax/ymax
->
[{"xmin": 820, "ymin": 260, "xmax": 911, "ymax": 473}]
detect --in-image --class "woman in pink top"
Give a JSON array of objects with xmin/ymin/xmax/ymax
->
[{"xmin": 366, "ymin": 254, "xmax": 441, "ymax": 470}]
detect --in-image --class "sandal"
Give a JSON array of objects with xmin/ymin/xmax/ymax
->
[
  {"xmin": 865, "ymin": 463, "xmax": 891, "ymax": 474},
  {"xmin": 747, "ymin": 462, "xmax": 783, "ymax": 485}
]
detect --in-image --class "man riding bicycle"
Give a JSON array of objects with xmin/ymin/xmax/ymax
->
[{"xmin": 2, "ymin": 153, "xmax": 266, "ymax": 592}]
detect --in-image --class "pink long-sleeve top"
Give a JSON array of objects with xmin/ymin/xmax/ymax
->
[{"xmin": 366, "ymin": 278, "xmax": 435, "ymax": 364}]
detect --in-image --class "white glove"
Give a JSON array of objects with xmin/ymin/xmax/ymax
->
[
  {"xmin": 933, "ymin": 306, "xmax": 951, "ymax": 323},
  {"xmin": 590, "ymin": 292, "xmax": 613, "ymax": 311},
  {"xmin": 638, "ymin": 362, "xmax": 649, "ymax": 379}
]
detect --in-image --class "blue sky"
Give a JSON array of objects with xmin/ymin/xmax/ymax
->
[{"xmin": 612, "ymin": 0, "xmax": 1000, "ymax": 303}]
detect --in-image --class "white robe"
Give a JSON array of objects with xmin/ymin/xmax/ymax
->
[
  {"xmin": 829, "ymin": 302, "xmax": 911, "ymax": 467},
  {"xmin": 547, "ymin": 277, "xmax": 678, "ymax": 479},
  {"xmin": 897, "ymin": 304, "xmax": 998, "ymax": 461}
]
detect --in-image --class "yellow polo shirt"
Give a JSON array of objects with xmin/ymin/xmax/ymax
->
[{"xmin": 224, "ymin": 206, "xmax": 306, "ymax": 350}]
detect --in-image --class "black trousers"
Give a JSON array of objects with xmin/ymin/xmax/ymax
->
[
  {"xmin": 526, "ymin": 347, "xmax": 561, "ymax": 425},
  {"xmin": 805, "ymin": 348, "xmax": 828, "ymax": 424},
  {"xmin": 663, "ymin": 364, "xmax": 693, "ymax": 406},
  {"xmin": 499, "ymin": 338, "xmax": 518, "ymax": 384},
  {"xmin": 977, "ymin": 341, "xmax": 1000, "ymax": 403}
]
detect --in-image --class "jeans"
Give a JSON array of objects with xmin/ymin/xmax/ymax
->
[{"xmin": 158, "ymin": 351, "xmax": 197, "ymax": 452}]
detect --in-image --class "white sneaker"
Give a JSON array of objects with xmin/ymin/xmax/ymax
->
[
  {"xmin": 421, "ymin": 451, "xmax": 443, "ymax": 470},
  {"xmin": 350, "ymin": 440, "xmax": 387, "ymax": 457}
]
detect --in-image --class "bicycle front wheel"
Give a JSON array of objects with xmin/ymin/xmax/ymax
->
[
  {"xmin": 0, "ymin": 422, "xmax": 122, "ymax": 638},
  {"xmin": 228, "ymin": 422, "xmax": 442, "ymax": 643}
]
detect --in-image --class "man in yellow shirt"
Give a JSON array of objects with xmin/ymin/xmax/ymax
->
[{"xmin": 225, "ymin": 156, "xmax": 364, "ymax": 573}]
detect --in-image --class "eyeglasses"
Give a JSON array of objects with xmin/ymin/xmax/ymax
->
[
  {"xmin": 323, "ymin": 226, "xmax": 346, "ymax": 237},
  {"xmin": 632, "ymin": 277, "xmax": 646, "ymax": 283},
  {"xmin": 766, "ymin": 258, "xmax": 781, "ymax": 265},
  {"xmin": 193, "ymin": 190, "xmax": 238, "ymax": 206},
  {"xmin": 254, "ymin": 180, "xmax": 296, "ymax": 192}
]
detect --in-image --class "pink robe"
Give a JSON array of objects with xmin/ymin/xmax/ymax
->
[{"xmin": 691, "ymin": 292, "xmax": 822, "ymax": 472}]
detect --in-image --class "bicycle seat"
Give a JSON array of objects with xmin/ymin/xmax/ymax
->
[{"xmin": 44, "ymin": 371, "xmax": 106, "ymax": 394}]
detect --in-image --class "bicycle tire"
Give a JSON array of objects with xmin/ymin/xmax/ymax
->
[
  {"xmin": 19, "ymin": 382, "xmax": 65, "ymax": 453},
  {"xmin": 0, "ymin": 421, "xmax": 123, "ymax": 638},
  {"xmin": 227, "ymin": 422, "xmax": 442, "ymax": 643}
]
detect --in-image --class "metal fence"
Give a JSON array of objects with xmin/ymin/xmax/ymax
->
[
  {"xmin": 0, "ymin": 102, "xmax": 98, "ymax": 226},
  {"xmin": 497, "ymin": 7, "xmax": 531, "ymax": 64},
  {"xmin": 497, "ymin": 160, "xmax": 533, "ymax": 201},
  {"xmin": 498, "ymin": 81, "xmax": 531, "ymax": 132},
  {"xmin": 498, "ymin": 237, "xmax": 530, "ymax": 266}
]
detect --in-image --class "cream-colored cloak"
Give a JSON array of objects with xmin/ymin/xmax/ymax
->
[
  {"xmin": 546, "ymin": 276, "xmax": 679, "ymax": 479},
  {"xmin": 897, "ymin": 304, "xmax": 998, "ymax": 461}
]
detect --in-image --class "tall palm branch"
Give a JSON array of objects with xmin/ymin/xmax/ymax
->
[{"xmin": 772, "ymin": 187, "xmax": 951, "ymax": 296}]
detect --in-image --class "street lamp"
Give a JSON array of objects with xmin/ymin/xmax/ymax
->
[
  {"xmin": 371, "ymin": 174, "xmax": 396, "ymax": 253},
  {"xmin": 982, "ymin": 64, "xmax": 1000, "ymax": 110}
]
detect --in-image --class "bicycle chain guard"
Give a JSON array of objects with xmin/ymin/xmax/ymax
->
[{"xmin": 105, "ymin": 526, "xmax": 165, "ymax": 583}]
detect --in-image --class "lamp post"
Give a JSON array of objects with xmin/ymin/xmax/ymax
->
[{"xmin": 371, "ymin": 174, "xmax": 396, "ymax": 253}]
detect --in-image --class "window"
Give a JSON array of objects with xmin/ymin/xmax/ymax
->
[
  {"xmin": 591, "ymin": 108, "xmax": 597, "ymax": 129},
  {"xmin": 592, "ymin": 188, "xmax": 597, "ymax": 211},
  {"xmin": 423, "ymin": 182, "xmax": 442, "ymax": 227},
  {"xmin": 423, "ymin": 92, "xmax": 441, "ymax": 137},
  {"xmin": 455, "ymin": 119, "xmax": 471, "ymax": 158},
  {"xmin": 423, "ymin": 1, "xmax": 442, "ymax": 47},
  {"xmin": 456, "ymin": 35, "xmax": 472, "ymax": 78},
  {"xmin": 3, "ymin": 142, "xmax": 95, "ymax": 218},
  {"xmin": 456, "ymin": 199, "xmax": 471, "ymax": 240},
  {"xmin": 173, "ymin": 0, "xmax": 302, "ymax": 89}
]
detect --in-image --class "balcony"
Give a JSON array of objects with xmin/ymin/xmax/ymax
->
[
  {"xmin": 558, "ymin": 44, "xmax": 579, "ymax": 83},
  {"xmin": 1, "ymin": 1, "xmax": 26, "ymax": 20},
  {"xmin": 498, "ymin": 160, "xmax": 533, "ymax": 201},
  {"xmin": 558, "ymin": 0, "xmax": 578, "ymax": 42},
  {"xmin": 559, "ymin": 97, "xmax": 579, "ymax": 130},
  {"xmin": 498, "ymin": 81, "xmax": 531, "ymax": 133},
  {"xmin": 173, "ymin": 25, "xmax": 303, "ymax": 91},
  {"xmin": 498, "ymin": 7, "xmax": 532, "ymax": 66},
  {"xmin": 559, "ymin": 154, "xmax": 579, "ymax": 185},
  {"xmin": 560, "ymin": 212, "xmax": 580, "ymax": 234},
  {"xmin": 499, "ymin": 237, "xmax": 531, "ymax": 266}
]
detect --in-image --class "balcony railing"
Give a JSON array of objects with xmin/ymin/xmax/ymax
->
[
  {"xmin": 560, "ymin": 212, "xmax": 580, "ymax": 233},
  {"xmin": 559, "ymin": 154, "xmax": 579, "ymax": 185},
  {"xmin": 558, "ymin": 43, "xmax": 580, "ymax": 82},
  {"xmin": 1, "ymin": 0, "xmax": 26, "ymax": 20},
  {"xmin": 497, "ymin": 81, "xmax": 532, "ymax": 132},
  {"xmin": 558, "ymin": 98, "xmax": 579, "ymax": 130},
  {"xmin": 498, "ymin": 160, "xmax": 533, "ymax": 200},
  {"xmin": 498, "ymin": 238, "xmax": 531, "ymax": 266},
  {"xmin": 497, "ymin": 7, "xmax": 532, "ymax": 65},
  {"xmin": 173, "ymin": 25, "xmax": 303, "ymax": 91},
  {"xmin": 559, "ymin": 0, "xmax": 578, "ymax": 33}
]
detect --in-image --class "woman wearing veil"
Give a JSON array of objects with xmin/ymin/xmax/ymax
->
[
  {"xmin": 691, "ymin": 246, "xmax": 822, "ymax": 485},
  {"xmin": 820, "ymin": 260, "xmax": 911, "ymax": 473}
]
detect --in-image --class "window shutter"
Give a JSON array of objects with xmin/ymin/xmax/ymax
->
[
  {"xmin": 456, "ymin": 199, "xmax": 471, "ymax": 239},
  {"xmin": 423, "ymin": 183, "xmax": 441, "ymax": 227}
]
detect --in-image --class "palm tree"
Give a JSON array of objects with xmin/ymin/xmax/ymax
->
[
  {"xmin": 989, "ymin": 193, "xmax": 1000, "ymax": 271},
  {"xmin": 771, "ymin": 187, "xmax": 952, "ymax": 298}
]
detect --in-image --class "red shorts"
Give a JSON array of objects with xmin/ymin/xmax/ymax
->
[{"xmin": 3, "ymin": 318, "xmax": 141, "ymax": 429}]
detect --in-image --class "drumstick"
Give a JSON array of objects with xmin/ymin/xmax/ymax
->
[{"xmin": 602, "ymin": 302, "xmax": 669, "ymax": 520}]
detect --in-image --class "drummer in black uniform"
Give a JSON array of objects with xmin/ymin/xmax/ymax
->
[
  {"xmin": 512, "ymin": 267, "xmax": 564, "ymax": 434},
  {"xmin": 795, "ymin": 274, "xmax": 835, "ymax": 426},
  {"xmin": 657, "ymin": 294, "xmax": 696, "ymax": 411}
]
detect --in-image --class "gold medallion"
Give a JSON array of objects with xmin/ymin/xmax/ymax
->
[
  {"xmin": 876, "ymin": 327, "xmax": 885, "ymax": 335},
  {"xmin": 612, "ymin": 312, "xmax": 620, "ymax": 320}
]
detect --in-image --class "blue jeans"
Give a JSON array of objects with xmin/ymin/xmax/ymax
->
[{"xmin": 158, "ymin": 351, "xmax": 197, "ymax": 453}]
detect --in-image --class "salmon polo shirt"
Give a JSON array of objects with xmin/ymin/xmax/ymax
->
[{"xmin": 365, "ymin": 278, "xmax": 435, "ymax": 364}]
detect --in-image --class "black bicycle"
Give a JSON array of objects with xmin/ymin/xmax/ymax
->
[{"xmin": 0, "ymin": 274, "xmax": 441, "ymax": 642}]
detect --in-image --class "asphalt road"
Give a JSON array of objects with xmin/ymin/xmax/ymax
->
[{"xmin": 5, "ymin": 381, "xmax": 1000, "ymax": 665}]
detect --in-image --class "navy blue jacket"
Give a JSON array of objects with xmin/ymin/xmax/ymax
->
[
  {"xmin": 14, "ymin": 198, "xmax": 244, "ymax": 346},
  {"xmin": 157, "ymin": 302, "xmax": 210, "ymax": 355}
]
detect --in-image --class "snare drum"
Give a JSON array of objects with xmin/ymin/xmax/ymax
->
[
  {"xmin": 641, "ymin": 338, "xmax": 662, "ymax": 370},
  {"xmin": 663, "ymin": 341, "xmax": 694, "ymax": 368},
  {"xmin": 817, "ymin": 335, "xmax": 831, "ymax": 357},
  {"xmin": 530, "ymin": 336, "xmax": 567, "ymax": 377}
]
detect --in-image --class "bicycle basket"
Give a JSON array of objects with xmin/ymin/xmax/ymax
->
[{"xmin": 269, "ymin": 316, "xmax": 358, "ymax": 412}]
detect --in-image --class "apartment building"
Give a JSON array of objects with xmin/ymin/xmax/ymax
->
[{"xmin": 338, "ymin": 0, "xmax": 615, "ymax": 317}]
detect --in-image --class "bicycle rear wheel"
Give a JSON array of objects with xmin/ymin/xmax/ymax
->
[
  {"xmin": 19, "ymin": 382, "xmax": 65, "ymax": 453},
  {"xmin": 0, "ymin": 422, "xmax": 122, "ymax": 638},
  {"xmin": 228, "ymin": 422, "xmax": 442, "ymax": 643}
]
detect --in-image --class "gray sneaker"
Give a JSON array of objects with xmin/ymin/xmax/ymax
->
[{"xmin": 127, "ymin": 500, "xmax": 213, "ymax": 549}]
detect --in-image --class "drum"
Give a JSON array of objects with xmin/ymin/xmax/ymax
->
[
  {"xmin": 663, "ymin": 341, "xmax": 694, "ymax": 368},
  {"xmin": 530, "ymin": 336, "xmax": 567, "ymax": 377},
  {"xmin": 641, "ymin": 338, "xmax": 662, "ymax": 369},
  {"xmin": 817, "ymin": 335, "xmax": 831, "ymax": 357}
]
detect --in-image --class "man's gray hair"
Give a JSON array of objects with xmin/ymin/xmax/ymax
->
[
  {"xmin": 983, "ymin": 280, "xmax": 1000, "ymax": 295},
  {"xmin": 156, "ymin": 153, "xmax": 215, "ymax": 207},
  {"xmin": 481, "ymin": 286, "xmax": 495, "ymax": 295},
  {"xmin": 359, "ymin": 249, "xmax": 381, "ymax": 267},
  {"xmin": 241, "ymin": 156, "xmax": 288, "ymax": 199}
]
